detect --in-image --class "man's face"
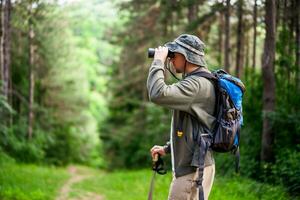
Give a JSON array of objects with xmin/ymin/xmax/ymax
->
[{"xmin": 170, "ymin": 53, "xmax": 186, "ymax": 73}]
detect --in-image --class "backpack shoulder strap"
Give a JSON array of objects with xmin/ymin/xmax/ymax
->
[
  {"xmin": 189, "ymin": 70, "xmax": 217, "ymax": 81},
  {"xmin": 190, "ymin": 70, "xmax": 220, "ymax": 119}
]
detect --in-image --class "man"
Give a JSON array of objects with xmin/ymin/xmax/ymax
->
[{"xmin": 147, "ymin": 34, "xmax": 216, "ymax": 200}]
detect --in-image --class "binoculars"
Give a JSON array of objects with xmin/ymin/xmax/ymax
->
[{"xmin": 147, "ymin": 48, "xmax": 175, "ymax": 58}]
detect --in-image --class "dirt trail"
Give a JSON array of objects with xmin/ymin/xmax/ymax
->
[{"xmin": 56, "ymin": 166, "xmax": 104, "ymax": 200}]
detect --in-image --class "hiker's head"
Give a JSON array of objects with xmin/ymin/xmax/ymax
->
[
  {"xmin": 165, "ymin": 34, "xmax": 207, "ymax": 71},
  {"xmin": 169, "ymin": 52, "xmax": 186, "ymax": 73}
]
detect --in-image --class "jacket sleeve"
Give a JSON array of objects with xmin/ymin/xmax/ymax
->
[
  {"xmin": 163, "ymin": 141, "xmax": 171, "ymax": 154},
  {"xmin": 147, "ymin": 59, "xmax": 200, "ymax": 112}
]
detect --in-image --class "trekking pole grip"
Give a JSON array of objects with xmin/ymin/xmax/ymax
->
[{"xmin": 153, "ymin": 153, "xmax": 159, "ymax": 162}]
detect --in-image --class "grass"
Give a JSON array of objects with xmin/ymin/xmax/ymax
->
[
  {"xmin": 210, "ymin": 175, "xmax": 290, "ymax": 200},
  {"xmin": 0, "ymin": 153, "xmax": 69, "ymax": 200},
  {"xmin": 0, "ymin": 151, "xmax": 293, "ymax": 200},
  {"xmin": 72, "ymin": 168, "xmax": 291, "ymax": 200},
  {"xmin": 72, "ymin": 168, "xmax": 171, "ymax": 200}
]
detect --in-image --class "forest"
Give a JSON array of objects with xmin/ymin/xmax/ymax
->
[{"xmin": 0, "ymin": 0, "xmax": 299, "ymax": 199}]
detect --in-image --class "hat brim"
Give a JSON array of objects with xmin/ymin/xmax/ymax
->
[{"xmin": 165, "ymin": 41, "xmax": 207, "ymax": 67}]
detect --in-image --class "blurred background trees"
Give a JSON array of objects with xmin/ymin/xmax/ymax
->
[
  {"xmin": 0, "ymin": 0, "xmax": 299, "ymax": 198},
  {"xmin": 0, "ymin": 0, "xmax": 112, "ymax": 166}
]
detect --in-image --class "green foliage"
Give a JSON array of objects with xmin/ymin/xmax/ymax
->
[
  {"xmin": 1, "ymin": 0, "xmax": 113, "ymax": 167},
  {"xmin": 0, "ymin": 94, "xmax": 14, "ymax": 115},
  {"xmin": 273, "ymin": 148, "xmax": 300, "ymax": 196},
  {"xmin": 211, "ymin": 175, "xmax": 290, "ymax": 200},
  {"xmin": 0, "ymin": 154, "xmax": 292, "ymax": 200},
  {"xmin": 0, "ymin": 146, "xmax": 15, "ymax": 164},
  {"xmin": 208, "ymin": 53, "xmax": 300, "ymax": 197},
  {"xmin": 0, "ymin": 117, "xmax": 45, "ymax": 163},
  {"xmin": 102, "ymin": 103, "xmax": 171, "ymax": 169},
  {"xmin": 0, "ymin": 152, "xmax": 69, "ymax": 200},
  {"xmin": 72, "ymin": 168, "xmax": 291, "ymax": 200},
  {"xmin": 0, "ymin": 93, "xmax": 14, "ymax": 136},
  {"xmin": 73, "ymin": 169, "xmax": 171, "ymax": 200},
  {"xmin": 261, "ymin": 108, "xmax": 300, "ymax": 196},
  {"xmin": 259, "ymin": 147, "xmax": 300, "ymax": 198}
]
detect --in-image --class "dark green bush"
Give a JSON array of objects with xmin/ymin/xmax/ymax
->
[
  {"xmin": 0, "ymin": 118, "xmax": 45, "ymax": 163},
  {"xmin": 0, "ymin": 116, "xmax": 101, "ymax": 166},
  {"xmin": 273, "ymin": 148, "xmax": 300, "ymax": 196},
  {"xmin": 101, "ymin": 103, "xmax": 171, "ymax": 169}
]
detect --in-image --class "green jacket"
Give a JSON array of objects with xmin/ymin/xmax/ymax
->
[{"xmin": 147, "ymin": 59, "xmax": 216, "ymax": 178}]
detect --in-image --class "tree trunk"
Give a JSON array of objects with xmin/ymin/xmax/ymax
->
[
  {"xmin": 235, "ymin": 0, "xmax": 244, "ymax": 78},
  {"xmin": 224, "ymin": 0, "xmax": 231, "ymax": 73},
  {"xmin": 28, "ymin": 10, "xmax": 35, "ymax": 140},
  {"xmin": 287, "ymin": 0, "xmax": 294, "ymax": 85},
  {"xmin": 187, "ymin": 0, "xmax": 198, "ymax": 23},
  {"xmin": 245, "ymin": 32, "xmax": 250, "ymax": 82},
  {"xmin": 275, "ymin": 0, "xmax": 281, "ymax": 28},
  {"xmin": 0, "ymin": 0, "xmax": 3, "ymax": 85},
  {"xmin": 252, "ymin": 0, "xmax": 257, "ymax": 70},
  {"xmin": 296, "ymin": 0, "xmax": 300, "ymax": 89},
  {"xmin": 218, "ymin": 11, "xmax": 224, "ymax": 66},
  {"xmin": 288, "ymin": 0, "xmax": 294, "ymax": 55},
  {"xmin": 1, "ymin": 0, "xmax": 11, "ymax": 100},
  {"xmin": 261, "ymin": 0, "xmax": 276, "ymax": 163}
]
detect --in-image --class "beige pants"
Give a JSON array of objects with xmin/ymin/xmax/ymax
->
[{"xmin": 168, "ymin": 164, "xmax": 215, "ymax": 200}]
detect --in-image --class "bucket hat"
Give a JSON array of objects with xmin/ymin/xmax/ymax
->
[{"xmin": 165, "ymin": 34, "xmax": 207, "ymax": 67}]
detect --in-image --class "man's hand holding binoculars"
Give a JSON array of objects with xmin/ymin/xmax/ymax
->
[{"xmin": 153, "ymin": 46, "xmax": 169, "ymax": 63}]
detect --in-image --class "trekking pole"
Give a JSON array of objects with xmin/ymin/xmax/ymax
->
[
  {"xmin": 148, "ymin": 154, "xmax": 158, "ymax": 200},
  {"xmin": 148, "ymin": 154, "xmax": 166, "ymax": 200}
]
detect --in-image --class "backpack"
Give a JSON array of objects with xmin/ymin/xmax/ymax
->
[
  {"xmin": 192, "ymin": 69, "xmax": 245, "ymax": 153},
  {"xmin": 182, "ymin": 69, "xmax": 245, "ymax": 200}
]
